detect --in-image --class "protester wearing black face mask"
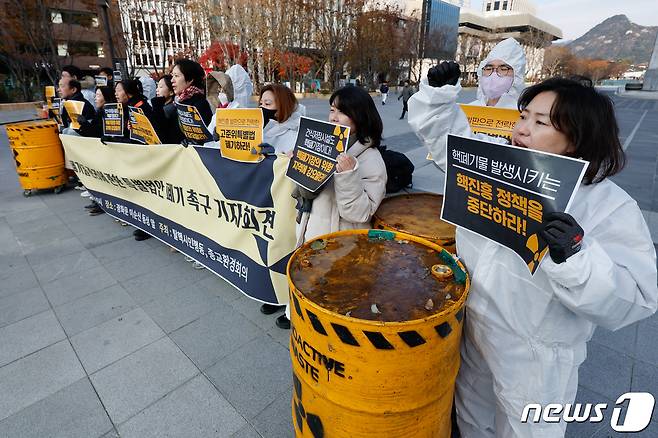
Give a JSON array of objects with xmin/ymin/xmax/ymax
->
[{"xmin": 257, "ymin": 84, "xmax": 305, "ymax": 154}]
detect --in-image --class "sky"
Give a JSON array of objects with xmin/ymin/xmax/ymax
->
[{"xmin": 469, "ymin": 0, "xmax": 658, "ymax": 40}]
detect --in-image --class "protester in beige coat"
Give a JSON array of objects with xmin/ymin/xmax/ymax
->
[{"xmin": 261, "ymin": 85, "xmax": 387, "ymax": 329}]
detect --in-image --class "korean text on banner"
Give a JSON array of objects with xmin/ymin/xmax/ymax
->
[
  {"xmin": 286, "ymin": 117, "xmax": 350, "ymax": 193},
  {"xmin": 103, "ymin": 103, "xmax": 124, "ymax": 138},
  {"xmin": 176, "ymin": 103, "xmax": 213, "ymax": 144},
  {"xmin": 441, "ymin": 134, "xmax": 588, "ymax": 274},
  {"xmin": 59, "ymin": 135, "xmax": 298, "ymax": 305},
  {"xmin": 63, "ymin": 100, "xmax": 85, "ymax": 130},
  {"xmin": 459, "ymin": 104, "xmax": 520, "ymax": 143},
  {"xmin": 215, "ymin": 108, "xmax": 264, "ymax": 163},
  {"xmin": 128, "ymin": 106, "xmax": 161, "ymax": 145}
]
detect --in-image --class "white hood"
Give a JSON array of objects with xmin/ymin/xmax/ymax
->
[
  {"xmin": 226, "ymin": 64, "xmax": 254, "ymax": 108},
  {"xmin": 140, "ymin": 76, "xmax": 157, "ymax": 101},
  {"xmin": 475, "ymin": 38, "xmax": 526, "ymax": 106}
]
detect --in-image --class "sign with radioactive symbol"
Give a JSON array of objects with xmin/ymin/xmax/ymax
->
[
  {"xmin": 286, "ymin": 117, "xmax": 351, "ymax": 193},
  {"xmin": 441, "ymin": 134, "xmax": 588, "ymax": 275},
  {"xmin": 175, "ymin": 102, "xmax": 213, "ymax": 145}
]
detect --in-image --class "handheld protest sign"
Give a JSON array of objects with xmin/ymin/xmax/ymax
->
[
  {"xmin": 176, "ymin": 103, "xmax": 213, "ymax": 144},
  {"xmin": 427, "ymin": 105, "xmax": 521, "ymax": 162},
  {"xmin": 45, "ymin": 86, "xmax": 55, "ymax": 109},
  {"xmin": 95, "ymin": 75, "xmax": 108, "ymax": 87},
  {"xmin": 459, "ymin": 105, "xmax": 520, "ymax": 143},
  {"xmin": 63, "ymin": 100, "xmax": 85, "ymax": 130},
  {"xmin": 286, "ymin": 117, "xmax": 350, "ymax": 193},
  {"xmin": 215, "ymin": 108, "xmax": 264, "ymax": 163},
  {"xmin": 51, "ymin": 98, "xmax": 63, "ymax": 125},
  {"xmin": 128, "ymin": 106, "xmax": 161, "ymax": 145},
  {"xmin": 441, "ymin": 134, "xmax": 588, "ymax": 275},
  {"xmin": 113, "ymin": 70, "xmax": 122, "ymax": 82},
  {"xmin": 102, "ymin": 103, "xmax": 124, "ymax": 137}
]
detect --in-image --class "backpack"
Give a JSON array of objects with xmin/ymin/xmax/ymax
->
[{"xmin": 377, "ymin": 145, "xmax": 414, "ymax": 193}]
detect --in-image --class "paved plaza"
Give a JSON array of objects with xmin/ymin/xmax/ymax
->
[{"xmin": 0, "ymin": 89, "xmax": 657, "ymax": 437}]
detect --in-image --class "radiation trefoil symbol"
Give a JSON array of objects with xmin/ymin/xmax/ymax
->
[
  {"xmin": 526, "ymin": 233, "xmax": 549, "ymax": 273},
  {"xmin": 333, "ymin": 125, "xmax": 349, "ymax": 153}
]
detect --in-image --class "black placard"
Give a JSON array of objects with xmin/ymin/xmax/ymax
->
[
  {"xmin": 102, "ymin": 103, "xmax": 124, "ymax": 137},
  {"xmin": 175, "ymin": 103, "xmax": 213, "ymax": 144},
  {"xmin": 441, "ymin": 134, "xmax": 588, "ymax": 274},
  {"xmin": 285, "ymin": 117, "xmax": 350, "ymax": 193}
]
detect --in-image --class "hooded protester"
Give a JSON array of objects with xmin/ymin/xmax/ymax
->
[
  {"xmin": 226, "ymin": 64, "xmax": 254, "ymax": 108},
  {"xmin": 206, "ymin": 71, "xmax": 239, "ymax": 134},
  {"xmin": 139, "ymin": 76, "xmax": 158, "ymax": 101},
  {"xmin": 472, "ymin": 37, "xmax": 526, "ymax": 108},
  {"xmin": 258, "ymin": 83, "xmax": 305, "ymax": 154},
  {"xmin": 410, "ymin": 66, "xmax": 658, "ymax": 437},
  {"xmin": 408, "ymin": 38, "xmax": 525, "ymax": 170},
  {"xmin": 80, "ymin": 76, "xmax": 98, "ymax": 109}
]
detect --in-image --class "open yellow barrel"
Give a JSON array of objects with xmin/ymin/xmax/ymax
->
[
  {"xmin": 373, "ymin": 193, "xmax": 457, "ymax": 253},
  {"xmin": 288, "ymin": 229, "xmax": 470, "ymax": 437},
  {"xmin": 5, "ymin": 120, "xmax": 66, "ymax": 195}
]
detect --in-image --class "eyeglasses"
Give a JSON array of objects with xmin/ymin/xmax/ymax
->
[{"xmin": 482, "ymin": 65, "xmax": 513, "ymax": 77}]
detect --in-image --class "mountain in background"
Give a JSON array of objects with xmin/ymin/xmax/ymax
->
[{"xmin": 566, "ymin": 15, "xmax": 657, "ymax": 64}]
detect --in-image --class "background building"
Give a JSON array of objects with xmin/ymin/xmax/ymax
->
[
  {"xmin": 116, "ymin": 0, "xmax": 210, "ymax": 77},
  {"xmin": 482, "ymin": 0, "xmax": 536, "ymax": 16},
  {"xmin": 420, "ymin": 0, "xmax": 461, "ymax": 60},
  {"xmin": 456, "ymin": 0, "xmax": 562, "ymax": 81}
]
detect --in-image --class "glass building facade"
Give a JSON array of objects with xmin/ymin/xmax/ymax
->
[{"xmin": 421, "ymin": 0, "xmax": 460, "ymax": 59}]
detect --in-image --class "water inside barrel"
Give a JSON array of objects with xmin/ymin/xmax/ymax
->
[{"xmin": 290, "ymin": 234, "xmax": 465, "ymax": 322}]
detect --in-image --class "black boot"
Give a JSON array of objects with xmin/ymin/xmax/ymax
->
[
  {"xmin": 275, "ymin": 314, "xmax": 290, "ymax": 330},
  {"xmin": 260, "ymin": 304, "xmax": 285, "ymax": 315},
  {"xmin": 88, "ymin": 205, "xmax": 105, "ymax": 216},
  {"xmin": 134, "ymin": 229, "xmax": 152, "ymax": 241}
]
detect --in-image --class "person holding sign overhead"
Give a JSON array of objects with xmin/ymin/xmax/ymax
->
[
  {"xmin": 412, "ymin": 69, "xmax": 657, "ymax": 437},
  {"xmin": 258, "ymin": 83, "xmax": 305, "ymax": 154},
  {"xmin": 263, "ymin": 86, "xmax": 387, "ymax": 329}
]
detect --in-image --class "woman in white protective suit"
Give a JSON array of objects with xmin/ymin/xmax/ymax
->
[
  {"xmin": 409, "ymin": 69, "xmax": 658, "ymax": 437},
  {"xmin": 226, "ymin": 64, "xmax": 254, "ymax": 108},
  {"xmin": 470, "ymin": 37, "xmax": 526, "ymax": 108}
]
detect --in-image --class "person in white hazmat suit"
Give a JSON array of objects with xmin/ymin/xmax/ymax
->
[
  {"xmin": 470, "ymin": 37, "xmax": 526, "ymax": 108},
  {"xmin": 418, "ymin": 38, "xmax": 526, "ymax": 170},
  {"xmin": 409, "ymin": 66, "xmax": 658, "ymax": 437},
  {"xmin": 226, "ymin": 64, "xmax": 254, "ymax": 108}
]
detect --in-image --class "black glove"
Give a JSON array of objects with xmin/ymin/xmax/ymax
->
[
  {"xmin": 212, "ymin": 131, "xmax": 220, "ymax": 142},
  {"xmin": 254, "ymin": 142, "xmax": 276, "ymax": 156},
  {"xmin": 76, "ymin": 115, "xmax": 87, "ymax": 125},
  {"xmin": 539, "ymin": 212, "xmax": 584, "ymax": 264},
  {"xmin": 427, "ymin": 61, "xmax": 461, "ymax": 88}
]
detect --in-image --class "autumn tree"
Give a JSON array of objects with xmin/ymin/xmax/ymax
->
[{"xmin": 0, "ymin": 0, "xmax": 100, "ymax": 101}]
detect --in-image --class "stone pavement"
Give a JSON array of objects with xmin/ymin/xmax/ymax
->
[{"xmin": 0, "ymin": 90, "xmax": 657, "ymax": 438}]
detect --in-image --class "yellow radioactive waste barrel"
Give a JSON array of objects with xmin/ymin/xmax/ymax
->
[
  {"xmin": 5, "ymin": 120, "xmax": 66, "ymax": 196},
  {"xmin": 373, "ymin": 193, "xmax": 457, "ymax": 253},
  {"xmin": 288, "ymin": 229, "xmax": 470, "ymax": 438}
]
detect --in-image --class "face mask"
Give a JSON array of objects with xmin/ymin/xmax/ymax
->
[
  {"xmin": 218, "ymin": 92, "xmax": 228, "ymax": 107},
  {"xmin": 480, "ymin": 74, "xmax": 514, "ymax": 100},
  {"xmin": 261, "ymin": 107, "xmax": 277, "ymax": 127}
]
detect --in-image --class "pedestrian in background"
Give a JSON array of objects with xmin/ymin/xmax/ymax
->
[
  {"xmin": 398, "ymin": 80, "xmax": 414, "ymax": 119},
  {"xmin": 380, "ymin": 81, "xmax": 389, "ymax": 105}
]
